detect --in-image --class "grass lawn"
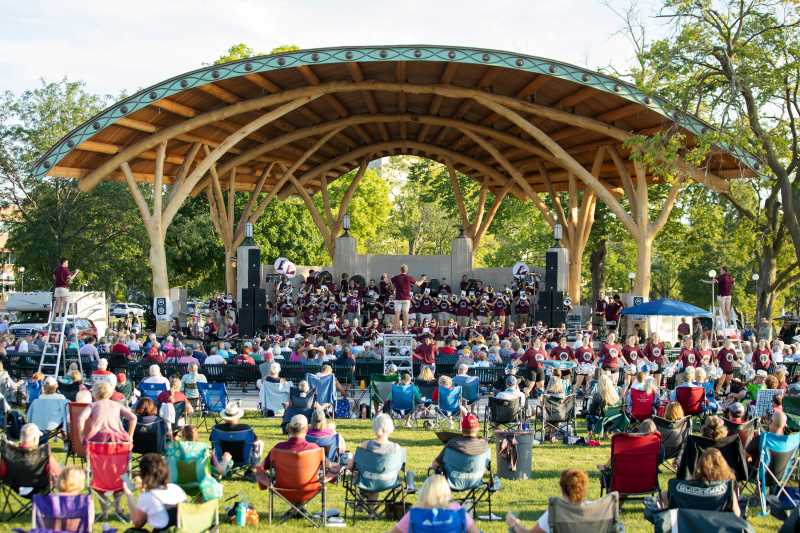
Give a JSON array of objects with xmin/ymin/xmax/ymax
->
[{"xmin": 3, "ymin": 414, "xmax": 783, "ymax": 532}]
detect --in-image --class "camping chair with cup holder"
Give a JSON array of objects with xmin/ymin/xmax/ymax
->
[{"xmin": 343, "ymin": 445, "xmax": 415, "ymax": 524}]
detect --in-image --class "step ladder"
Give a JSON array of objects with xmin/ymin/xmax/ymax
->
[{"xmin": 37, "ymin": 305, "xmax": 83, "ymax": 379}]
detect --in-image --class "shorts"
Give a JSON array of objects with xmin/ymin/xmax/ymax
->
[
  {"xmin": 54, "ymin": 287, "xmax": 69, "ymax": 298},
  {"xmin": 395, "ymin": 300, "xmax": 411, "ymax": 314},
  {"xmin": 722, "ymin": 369, "xmax": 734, "ymax": 375},
  {"xmin": 530, "ymin": 367, "xmax": 545, "ymax": 382}
]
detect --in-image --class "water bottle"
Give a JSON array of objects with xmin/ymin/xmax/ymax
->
[
  {"xmin": 236, "ymin": 501, "xmax": 247, "ymax": 527},
  {"xmin": 521, "ymin": 421, "xmax": 529, "ymax": 432}
]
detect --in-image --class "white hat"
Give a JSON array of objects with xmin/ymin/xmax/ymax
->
[{"xmin": 220, "ymin": 401, "xmax": 244, "ymax": 421}]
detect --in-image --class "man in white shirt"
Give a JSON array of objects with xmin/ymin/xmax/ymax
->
[
  {"xmin": 496, "ymin": 375, "xmax": 527, "ymax": 405},
  {"xmin": 127, "ymin": 334, "xmax": 141, "ymax": 352},
  {"xmin": 79, "ymin": 337, "xmax": 100, "ymax": 365},
  {"xmin": 203, "ymin": 348, "xmax": 226, "ymax": 365},
  {"xmin": 16, "ymin": 335, "xmax": 31, "ymax": 353}
]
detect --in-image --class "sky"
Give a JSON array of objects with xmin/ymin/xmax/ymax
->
[{"xmin": 0, "ymin": 0, "xmax": 664, "ymax": 97}]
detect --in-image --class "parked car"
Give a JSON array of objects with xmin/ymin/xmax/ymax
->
[
  {"xmin": 111, "ymin": 302, "xmax": 146, "ymax": 318},
  {"xmin": 9, "ymin": 312, "xmax": 98, "ymax": 340}
]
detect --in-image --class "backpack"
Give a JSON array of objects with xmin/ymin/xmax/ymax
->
[{"xmin": 6, "ymin": 410, "xmax": 25, "ymax": 441}]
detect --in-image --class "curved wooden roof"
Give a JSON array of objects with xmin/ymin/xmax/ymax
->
[{"xmin": 35, "ymin": 45, "xmax": 756, "ymax": 198}]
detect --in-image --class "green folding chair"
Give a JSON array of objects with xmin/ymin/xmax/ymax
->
[{"xmin": 176, "ymin": 498, "xmax": 219, "ymax": 532}]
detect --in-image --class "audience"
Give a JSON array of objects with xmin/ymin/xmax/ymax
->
[
  {"xmin": 506, "ymin": 469, "xmax": 591, "ymax": 533},
  {"xmin": 79, "ymin": 382, "xmax": 137, "ymax": 443},
  {"xmin": 122, "ymin": 453, "xmax": 187, "ymax": 532},
  {"xmin": 391, "ymin": 474, "xmax": 480, "ymax": 533},
  {"xmin": 431, "ymin": 414, "xmax": 487, "ymax": 470}
]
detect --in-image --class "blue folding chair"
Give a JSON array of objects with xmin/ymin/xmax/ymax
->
[
  {"xmin": 197, "ymin": 382, "xmax": 228, "ymax": 430},
  {"xmin": 305, "ymin": 432, "xmax": 340, "ymax": 462},
  {"xmin": 453, "ymin": 375, "xmax": 480, "ymax": 411},
  {"xmin": 409, "ymin": 507, "xmax": 468, "ymax": 533},
  {"xmin": 440, "ymin": 447, "xmax": 499, "ymax": 519},
  {"xmin": 27, "ymin": 396, "xmax": 67, "ymax": 442},
  {"xmin": 435, "ymin": 385, "xmax": 462, "ymax": 428},
  {"xmin": 138, "ymin": 382, "xmax": 167, "ymax": 405},
  {"xmin": 343, "ymin": 446, "xmax": 413, "ymax": 524},
  {"xmin": 209, "ymin": 426, "xmax": 256, "ymax": 478},
  {"xmin": 391, "ymin": 383, "xmax": 416, "ymax": 419},
  {"xmin": 306, "ymin": 373, "xmax": 335, "ymax": 416},
  {"xmin": 757, "ymin": 431, "xmax": 800, "ymax": 516}
]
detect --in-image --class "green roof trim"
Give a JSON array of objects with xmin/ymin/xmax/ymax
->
[{"xmin": 34, "ymin": 44, "xmax": 760, "ymax": 178}]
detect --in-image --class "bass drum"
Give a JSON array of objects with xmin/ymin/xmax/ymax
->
[
  {"xmin": 350, "ymin": 274, "xmax": 367, "ymax": 290},
  {"xmin": 428, "ymin": 278, "xmax": 441, "ymax": 295},
  {"xmin": 317, "ymin": 270, "xmax": 334, "ymax": 286}
]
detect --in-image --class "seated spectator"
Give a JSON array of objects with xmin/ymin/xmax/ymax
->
[
  {"xmin": 660, "ymin": 448, "xmax": 741, "ymax": 516},
  {"xmin": 144, "ymin": 345, "xmax": 166, "ymax": 364},
  {"xmin": 122, "ymin": 453, "xmax": 187, "ymax": 532},
  {"xmin": 115, "ymin": 373, "xmax": 133, "ymax": 403},
  {"xmin": 506, "ymin": 469, "xmax": 591, "ymax": 533},
  {"xmin": 157, "ymin": 377, "xmax": 193, "ymax": 418},
  {"xmin": 315, "ymin": 363, "xmax": 348, "ymax": 398},
  {"xmin": 203, "ymin": 348, "xmax": 226, "ymax": 365},
  {"xmin": 75, "ymin": 389, "xmax": 93, "ymax": 404},
  {"xmin": 496, "ymin": 375, "xmax": 527, "ymax": 404},
  {"xmin": 724, "ymin": 402, "xmax": 746, "ymax": 424},
  {"xmin": 257, "ymin": 414, "xmax": 318, "ymax": 481},
  {"xmin": 180, "ymin": 362, "xmax": 207, "ymax": 409},
  {"xmin": 91, "ymin": 358, "xmax": 117, "ymax": 388},
  {"xmin": 670, "ymin": 366, "xmax": 699, "ymax": 401},
  {"xmin": 134, "ymin": 398, "xmax": 163, "ymax": 426},
  {"xmin": 746, "ymin": 411, "xmax": 787, "ymax": 461},
  {"xmin": 79, "ymin": 382, "xmax": 137, "ymax": 443},
  {"xmin": 211, "ymin": 402, "xmax": 262, "ymax": 472},
  {"xmin": 391, "ymin": 474, "xmax": 479, "ymax": 533},
  {"xmin": 27, "ymin": 376, "xmax": 68, "ymax": 433},
  {"xmin": 0, "ymin": 423, "xmax": 62, "ymax": 482},
  {"xmin": 545, "ymin": 369, "xmax": 566, "ymax": 398},
  {"xmin": 431, "ymin": 414, "xmax": 487, "ymax": 470},
  {"xmin": 587, "ymin": 373, "xmax": 620, "ymax": 437},
  {"xmin": 308, "ymin": 406, "xmax": 346, "ymax": 455},
  {"xmin": 347, "ymin": 413, "xmax": 401, "ymax": 471},
  {"xmin": 110, "ymin": 336, "xmax": 130, "ymax": 357},
  {"xmin": 141, "ymin": 364, "xmax": 169, "ymax": 387},
  {"xmin": 701, "ymin": 416, "xmax": 728, "ymax": 442},
  {"xmin": 0, "ymin": 361, "xmax": 22, "ymax": 403},
  {"xmin": 79, "ymin": 337, "xmax": 100, "ymax": 365}
]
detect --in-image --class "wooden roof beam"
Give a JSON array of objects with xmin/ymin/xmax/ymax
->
[
  {"xmin": 395, "ymin": 62, "xmax": 408, "ymax": 140},
  {"xmin": 346, "ymin": 62, "xmax": 390, "ymax": 142},
  {"xmin": 556, "ymin": 86, "xmax": 597, "ymax": 109},
  {"xmin": 417, "ymin": 63, "xmax": 459, "ymax": 143}
]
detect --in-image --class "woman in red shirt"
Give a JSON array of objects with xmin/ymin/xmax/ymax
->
[
  {"xmin": 753, "ymin": 339, "xmax": 772, "ymax": 372},
  {"xmin": 678, "ymin": 338, "xmax": 699, "ymax": 370},
  {"xmin": 715, "ymin": 338, "xmax": 738, "ymax": 395},
  {"xmin": 643, "ymin": 332, "xmax": 667, "ymax": 388},
  {"xmin": 574, "ymin": 335, "xmax": 595, "ymax": 394},
  {"xmin": 549, "ymin": 337, "xmax": 574, "ymax": 381},
  {"xmin": 599, "ymin": 332, "xmax": 622, "ymax": 387},
  {"xmin": 621, "ymin": 335, "xmax": 643, "ymax": 392}
]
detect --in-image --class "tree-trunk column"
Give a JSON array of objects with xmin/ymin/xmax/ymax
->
[{"xmin": 634, "ymin": 235, "xmax": 653, "ymax": 297}]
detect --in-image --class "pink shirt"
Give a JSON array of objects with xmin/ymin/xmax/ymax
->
[
  {"xmin": 395, "ymin": 503, "xmax": 474, "ymax": 533},
  {"xmin": 79, "ymin": 398, "xmax": 137, "ymax": 443}
]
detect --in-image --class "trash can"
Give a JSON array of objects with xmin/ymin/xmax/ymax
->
[{"xmin": 495, "ymin": 430, "xmax": 533, "ymax": 480}]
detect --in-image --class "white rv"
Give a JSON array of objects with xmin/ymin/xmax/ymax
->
[{"xmin": 6, "ymin": 291, "xmax": 109, "ymax": 338}]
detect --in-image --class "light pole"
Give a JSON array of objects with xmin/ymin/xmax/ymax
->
[
  {"xmin": 342, "ymin": 214, "xmax": 351, "ymax": 236},
  {"xmin": 627, "ymin": 272, "xmax": 636, "ymax": 293},
  {"xmin": 708, "ymin": 269, "xmax": 717, "ymax": 331},
  {"xmin": 18, "ymin": 266, "xmax": 25, "ymax": 292},
  {"xmin": 752, "ymin": 273, "xmax": 760, "ymax": 324}
]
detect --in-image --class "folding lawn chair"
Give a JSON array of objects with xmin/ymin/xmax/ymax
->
[
  {"xmin": 756, "ymin": 432, "xmax": 800, "ymax": 516},
  {"xmin": 26, "ymin": 380, "xmax": 42, "ymax": 405},
  {"xmin": 652, "ymin": 508, "xmax": 755, "ymax": 532},
  {"xmin": 159, "ymin": 398, "xmax": 186, "ymax": 435},
  {"xmin": 722, "ymin": 418, "xmax": 758, "ymax": 449},
  {"xmin": 306, "ymin": 372, "xmax": 335, "ymax": 416},
  {"xmin": 86, "ymin": 440, "xmax": 132, "ymax": 522},
  {"xmin": 306, "ymin": 432, "xmax": 341, "ymax": 462},
  {"xmin": 209, "ymin": 426, "xmax": 256, "ymax": 478},
  {"xmin": 369, "ymin": 373, "xmax": 398, "ymax": 414},
  {"xmin": 677, "ymin": 434, "xmax": 749, "ymax": 485},
  {"xmin": 27, "ymin": 396, "xmax": 67, "ymax": 443},
  {"xmin": 434, "ymin": 386, "xmax": 463, "ymax": 428},
  {"xmin": 653, "ymin": 415, "xmax": 691, "ymax": 472},
  {"xmin": 27, "ymin": 493, "xmax": 94, "ymax": 533},
  {"xmin": 536, "ymin": 394, "xmax": 576, "ymax": 441},
  {"xmin": 408, "ymin": 507, "xmax": 468, "ymax": 533},
  {"xmin": 197, "ymin": 382, "xmax": 227, "ymax": 430},
  {"xmin": 483, "ymin": 396, "xmax": 524, "ymax": 439},
  {"xmin": 784, "ymin": 395, "xmax": 800, "ymax": 432},
  {"xmin": 65, "ymin": 402, "xmax": 90, "ymax": 464},
  {"xmin": 138, "ymin": 382, "xmax": 167, "ymax": 405},
  {"xmin": 175, "ymin": 498, "xmax": 219, "ymax": 532},
  {"xmin": 591, "ymin": 402, "xmax": 629, "ymax": 437},
  {"xmin": 628, "ymin": 389, "xmax": 656, "ymax": 428},
  {"xmin": 453, "ymin": 375, "xmax": 480, "ymax": 413},
  {"xmin": 547, "ymin": 491, "xmax": 619, "ymax": 533},
  {"xmin": 132, "ymin": 416, "xmax": 168, "ymax": 457},
  {"xmin": 666, "ymin": 478, "xmax": 736, "ymax": 512},
  {"xmin": 343, "ymin": 446, "xmax": 414, "ymax": 524},
  {"xmin": 599, "ymin": 432, "xmax": 661, "ymax": 507},
  {"xmin": 259, "ymin": 380, "xmax": 290, "ymax": 417},
  {"xmin": 390, "ymin": 383, "xmax": 417, "ymax": 425},
  {"xmin": 281, "ymin": 386, "xmax": 316, "ymax": 432},
  {"xmin": 439, "ymin": 447, "xmax": 500, "ymax": 520},
  {"xmin": 166, "ymin": 440, "xmax": 221, "ymax": 501},
  {"xmin": 262, "ymin": 447, "xmax": 330, "ymax": 527},
  {"xmin": 0, "ymin": 439, "xmax": 51, "ymax": 519},
  {"xmin": 676, "ymin": 386, "xmax": 706, "ymax": 418},
  {"xmin": 58, "ymin": 381, "xmax": 80, "ymax": 403}
]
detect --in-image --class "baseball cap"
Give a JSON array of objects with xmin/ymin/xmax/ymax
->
[
  {"xmin": 461, "ymin": 414, "xmax": 480, "ymax": 431},
  {"xmin": 116, "ymin": 373, "xmax": 127, "ymax": 384},
  {"xmin": 729, "ymin": 402, "xmax": 745, "ymax": 416}
]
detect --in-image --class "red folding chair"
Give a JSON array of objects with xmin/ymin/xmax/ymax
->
[
  {"xmin": 629, "ymin": 389, "xmax": 656, "ymax": 423},
  {"xmin": 599, "ymin": 432, "xmax": 661, "ymax": 507},
  {"xmin": 65, "ymin": 402, "xmax": 90, "ymax": 464},
  {"xmin": 86, "ymin": 440, "xmax": 132, "ymax": 522},
  {"xmin": 676, "ymin": 386, "xmax": 706, "ymax": 417}
]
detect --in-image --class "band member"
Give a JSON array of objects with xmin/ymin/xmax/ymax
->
[
  {"xmin": 574, "ymin": 335, "xmax": 595, "ymax": 394},
  {"xmin": 599, "ymin": 332, "xmax": 622, "ymax": 386},
  {"xmin": 643, "ymin": 332, "xmax": 667, "ymax": 387}
]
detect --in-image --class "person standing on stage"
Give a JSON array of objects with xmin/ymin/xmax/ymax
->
[
  {"xmin": 716, "ymin": 266, "xmax": 735, "ymax": 326},
  {"xmin": 53, "ymin": 258, "xmax": 79, "ymax": 319},
  {"xmin": 391, "ymin": 265, "xmax": 425, "ymax": 332}
]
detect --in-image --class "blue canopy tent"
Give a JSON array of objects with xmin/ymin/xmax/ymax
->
[{"xmin": 621, "ymin": 298, "xmax": 712, "ymax": 318}]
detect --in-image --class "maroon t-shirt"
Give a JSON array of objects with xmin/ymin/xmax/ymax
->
[
  {"xmin": 575, "ymin": 346, "xmax": 595, "ymax": 363},
  {"xmin": 521, "ymin": 347, "xmax": 547, "ymax": 370},
  {"xmin": 391, "ymin": 274, "xmax": 416, "ymax": 300},
  {"xmin": 413, "ymin": 343, "xmax": 436, "ymax": 365},
  {"xmin": 622, "ymin": 345, "xmax": 642, "ymax": 364},
  {"xmin": 717, "ymin": 347, "xmax": 736, "ymax": 373},
  {"xmin": 54, "ymin": 265, "xmax": 72, "ymax": 288},
  {"xmin": 717, "ymin": 273, "xmax": 734, "ymax": 296},
  {"xmin": 550, "ymin": 345, "xmax": 574, "ymax": 362},
  {"xmin": 753, "ymin": 348, "xmax": 771, "ymax": 370},
  {"xmin": 600, "ymin": 343, "xmax": 621, "ymax": 369}
]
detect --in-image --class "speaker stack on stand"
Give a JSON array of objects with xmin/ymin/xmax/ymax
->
[
  {"xmin": 536, "ymin": 249, "xmax": 567, "ymax": 327},
  {"xmin": 239, "ymin": 248, "xmax": 267, "ymax": 338}
]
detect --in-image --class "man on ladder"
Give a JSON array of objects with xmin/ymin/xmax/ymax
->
[{"xmin": 53, "ymin": 257, "xmax": 79, "ymax": 319}]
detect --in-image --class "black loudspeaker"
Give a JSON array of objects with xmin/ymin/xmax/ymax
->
[
  {"xmin": 247, "ymin": 248, "xmax": 261, "ymax": 270},
  {"xmin": 254, "ymin": 310, "xmax": 268, "ymax": 332},
  {"xmin": 253, "ymin": 289, "xmax": 266, "ymax": 310},
  {"xmin": 538, "ymin": 290, "xmax": 552, "ymax": 313},
  {"xmin": 545, "ymin": 250, "xmax": 559, "ymax": 291},
  {"xmin": 551, "ymin": 291, "xmax": 565, "ymax": 312},
  {"xmin": 247, "ymin": 267, "xmax": 260, "ymax": 289},
  {"xmin": 239, "ymin": 312, "xmax": 255, "ymax": 338},
  {"xmin": 551, "ymin": 310, "xmax": 567, "ymax": 327},
  {"xmin": 240, "ymin": 288, "xmax": 254, "ymax": 311}
]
